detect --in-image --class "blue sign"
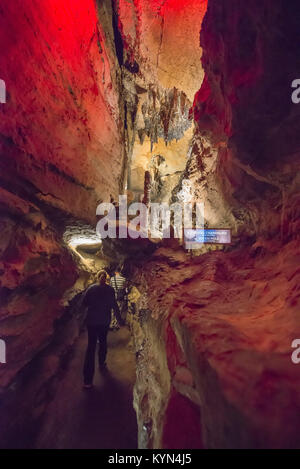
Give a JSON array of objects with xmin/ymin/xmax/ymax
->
[{"xmin": 184, "ymin": 229, "xmax": 231, "ymax": 248}]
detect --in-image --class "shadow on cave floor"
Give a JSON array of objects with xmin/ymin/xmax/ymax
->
[{"xmin": 34, "ymin": 327, "xmax": 137, "ymax": 449}]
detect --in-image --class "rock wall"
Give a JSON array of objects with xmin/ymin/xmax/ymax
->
[
  {"xmin": 132, "ymin": 238, "xmax": 300, "ymax": 449},
  {"xmin": 131, "ymin": 0, "xmax": 300, "ymax": 449},
  {"xmin": 113, "ymin": 0, "xmax": 208, "ymax": 198},
  {"xmin": 184, "ymin": 0, "xmax": 300, "ymax": 239},
  {"xmin": 0, "ymin": 0, "xmax": 126, "ymax": 219},
  {"xmin": 115, "ymin": 0, "xmax": 207, "ymax": 101},
  {"xmin": 0, "ymin": 0, "xmax": 299, "ymax": 450},
  {"xmin": 0, "ymin": 0, "xmax": 125, "ymax": 446}
]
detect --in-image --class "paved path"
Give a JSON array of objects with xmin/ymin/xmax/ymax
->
[{"xmin": 35, "ymin": 327, "xmax": 137, "ymax": 449}]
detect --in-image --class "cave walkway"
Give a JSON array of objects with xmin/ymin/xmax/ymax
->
[{"xmin": 34, "ymin": 327, "xmax": 138, "ymax": 449}]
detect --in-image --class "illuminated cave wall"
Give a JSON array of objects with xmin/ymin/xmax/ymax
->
[
  {"xmin": 0, "ymin": 0, "xmax": 126, "ymax": 218},
  {"xmin": 131, "ymin": 0, "xmax": 300, "ymax": 450},
  {"xmin": 0, "ymin": 0, "xmax": 125, "ymax": 446},
  {"xmin": 114, "ymin": 0, "xmax": 208, "ymax": 200},
  {"xmin": 0, "ymin": 0, "xmax": 299, "ymax": 450},
  {"xmin": 185, "ymin": 0, "xmax": 300, "ymax": 237}
]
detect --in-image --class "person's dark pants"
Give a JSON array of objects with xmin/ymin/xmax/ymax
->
[{"xmin": 83, "ymin": 325, "xmax": 109, "ymax": 384}]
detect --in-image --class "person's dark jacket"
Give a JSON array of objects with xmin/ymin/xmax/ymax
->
[{"xmin": 82, "ymin": 283, "xmax": 121, "ymax": 327}]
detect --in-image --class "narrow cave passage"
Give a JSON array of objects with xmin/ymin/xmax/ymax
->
[
  {"xmin": 35, "ymin": 327, "xmax": 137, "ymax": 449},
  {"xmin": 1, "ymin": 0, "xmax": 300, "ymax": 451}
]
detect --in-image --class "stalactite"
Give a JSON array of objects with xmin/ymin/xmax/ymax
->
[
  {"xmin": 140, "ymin": 85, "xmax": 192, "ymax": 150},
  {"xmin": 142, "ymin": 170, "xmax": 152, "ymax": 207}
]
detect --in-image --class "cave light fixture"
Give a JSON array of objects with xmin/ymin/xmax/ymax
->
[
  {"xmin": 67, "ymin": 232, "xmax": 102, "ymax": 269},
  {"xmin": 68, "ymin": 235, "xmax": 102, "ymax": 249}
]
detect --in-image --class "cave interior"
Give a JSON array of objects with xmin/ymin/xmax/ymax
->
[{"xmin": 0, "ymin": 0, "xmax": 300, "ymax": 450}]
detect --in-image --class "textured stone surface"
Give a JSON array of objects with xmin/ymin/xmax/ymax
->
[
  {"xmin": 114, "ymin": 0, "xmax": 208, "ymax": 200},
  {"xmin": 132, "ymin": 240, "xmax": 300, "ymax": 449},
  {"xmin": 0, "ymin": 0, "xmax": 125, "ymax": 221},
  {"xmin": 0, "ymin": 0, "xmax": 125, "ymax": 445},
  {"xmin": 0, "ymin": 204, "xmax": 77, "ymax": 390},
  {"xmin": 130, "ymin": 0, "xmax": 300, "ymax": 450},
  {"xmin": 1, "ymin": 0, "xmax": 300, "ymax": 450},
  {"xmin": 116, "ymin": 0, "xmax": 207, "ymax": 101},
  {"xmin": 184, "ymin": 0, "xmax": 300, "ymax": 239}
]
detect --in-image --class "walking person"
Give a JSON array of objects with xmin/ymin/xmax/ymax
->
[
  {"xmin": 110, "ymin": 269, "xmax": 126, "ymax": 299},
  {"xmin": 82, "ymin": 270, "xmax": 124, "ymax": 389},
  {"xmin": 110, "ymin": 269, "xmax": 128, "ymax": 322}
]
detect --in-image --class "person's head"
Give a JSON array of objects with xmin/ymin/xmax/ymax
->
[
  {"xmin": 97, "ymin": 270, "xmax": 109, "ymax": 285},
  {"xmin": 115, "ymin": 264, "xmax": 124, "ymax": 276}
]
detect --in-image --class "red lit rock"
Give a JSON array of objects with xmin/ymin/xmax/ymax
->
[
  {"xmin": 0, "ymin": 0, "xmax": 125, "ymax": 221},
  {"xmin": 0, "ymin": 0, "xmax": 125, "ymax": 446}
]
